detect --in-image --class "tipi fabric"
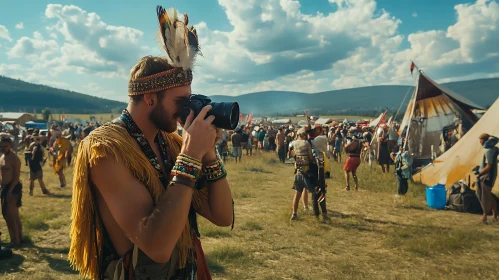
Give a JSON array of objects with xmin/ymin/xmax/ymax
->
[
  {"xmin": 399, "ymin": 72, "xmax": 483, "ymax": 164},
  {"xmin": 414, "ymin": 97, "xmax": 499, "ymax": 192}
]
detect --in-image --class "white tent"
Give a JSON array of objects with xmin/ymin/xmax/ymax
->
[
  {"xmin": 414, "ymin": 97, "xmax": 499, "ymax": 192},
  {"xmin": 314, "ymin": 118, "xmax": 332, "ymax": 126},
  {"xmin": 272, "ymin": 118, "xmax": 291, "ymax": 125},
  {"xmin": 298, "ymin": 120, "xmax": 308, "ymax": 126},
  {"xmin": 399, "ymin": 71, "xmax": 484, "ymax": 167}
]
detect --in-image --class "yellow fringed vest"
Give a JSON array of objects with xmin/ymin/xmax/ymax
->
[{"xmin": 69, "ymin": 123, "xmax": 208, "ymax": 280}]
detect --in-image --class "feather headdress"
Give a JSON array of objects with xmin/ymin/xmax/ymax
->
[{"xmin": 156, "ymin": 6, "xmax": 201, "ymax": 71}]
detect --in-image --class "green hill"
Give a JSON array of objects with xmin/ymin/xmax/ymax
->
[
  {"xmin": 0, "ymin": 75, "xmax": 126, "ymax": 114},
  {"xmin": 1, "ymin": 75, "xmax": 497, "ymax": 116}
]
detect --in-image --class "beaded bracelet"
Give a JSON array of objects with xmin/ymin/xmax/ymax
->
[
  {"xmin": 169, "ymin": 154, "xmax": 202, "ymax": 189},
  {"xmin": 202, "ymin": 152, "xmax": 227, "ymax": 182}
]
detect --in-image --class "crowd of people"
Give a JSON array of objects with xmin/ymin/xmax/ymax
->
[
  {"xmin": 0, "ymin": 121, "xmax": 101, "ymax": 250},
  {"xmin": 216, "ymin": 118, "xmax": 497, "ymax": 224},
  {"xmin": 0, "ymin": 5, "xmax": 496, "ymax": 278}
]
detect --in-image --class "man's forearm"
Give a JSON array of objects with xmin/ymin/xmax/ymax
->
[
  {"xmin": 141, "ymin": 184, "xmax": 194, "ymax": 262},
  {"xmin": 201, "ymin": 149, "xmax": 233, "ymax": 226},
  {"xmin": 207, "ymin": 178, "xmax": 233, "ymax": 226}
]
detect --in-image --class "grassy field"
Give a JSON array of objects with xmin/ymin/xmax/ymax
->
[{"xmin": 1, "ymin": 151, "xmax": 499, "ymax": 279}]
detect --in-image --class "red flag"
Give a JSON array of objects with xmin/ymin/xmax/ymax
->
[
  {"xmin": 410, "ymin": 62, "xmax": 415, "ymax": 74},
  {"xmin": 247, "ymin": 113, "xmax": 253, "ymax": 126}
]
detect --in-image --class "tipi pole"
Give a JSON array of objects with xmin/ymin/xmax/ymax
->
[{"xmin": 403, "ymin": 72, "xmax": 420, "ymax": 151}]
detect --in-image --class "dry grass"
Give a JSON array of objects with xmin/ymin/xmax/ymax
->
[
  {"xmin": 50, "ymin": 113, "xmax": 116, "ymax": 122},
  {"xmin": 2, "ymin": 151, "xmax": 499, "ymax": 279}
]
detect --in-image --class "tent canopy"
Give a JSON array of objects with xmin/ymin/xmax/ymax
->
[
  {"xmin": 414, "ymin": 97, "xmax": 499, "ymax": 191},
  {"xmin": 314, "ymin": 118, "xmax": 332, "ymax": 126},
  {"xmin": 272, "ymin": 118, "xmax": 291, "ymax": 124},
  {"xmin": 25, "ymin": 121, "xmax": 47, "ymax": 129},
  {"xmin": 399, "ymin": 71, "xmax": 482, "ymax": 164},
  {"xmin": 297, "ymin": 120, "xmax": 308, "ymax": 126},
  {"xmin": 369, "ymin": 112, "xmax": 385, "ymax": 128}
]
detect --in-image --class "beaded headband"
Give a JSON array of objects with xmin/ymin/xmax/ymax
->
[{"xmin": 128, "ymin": 68, "xmax": 193, "ymax": 96}]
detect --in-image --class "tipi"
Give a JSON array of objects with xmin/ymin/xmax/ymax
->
[{"xmin": 399, "ymin": 70, "xmax": 485, "ymax": 168}]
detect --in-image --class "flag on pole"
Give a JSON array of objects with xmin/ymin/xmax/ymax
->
[
  {"xmin": 410, "ymin": 61, "xmax": 416, "ymax": 75},
  {"xmin": 380, "ymin": 109, "xmax": 387, "ymax": 125}
]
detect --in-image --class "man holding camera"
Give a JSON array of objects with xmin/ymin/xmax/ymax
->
[{"xmin": 69, "ymin": 7, "xmax": 233, "ymax": 280}]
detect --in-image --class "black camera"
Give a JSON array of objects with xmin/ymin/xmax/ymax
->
[{"xmin": 180, "ymin": 94, "xmax": 240, "ymax": 130}]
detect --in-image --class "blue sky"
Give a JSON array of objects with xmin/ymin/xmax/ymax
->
[{"xmin": 0, "ymin": 0, "xmax": 498, "ymax": 101}]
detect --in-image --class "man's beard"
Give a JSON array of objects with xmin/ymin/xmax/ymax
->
[{"xmin": 149, "ymin": 105, "xmax": 177, "ymax": 133}]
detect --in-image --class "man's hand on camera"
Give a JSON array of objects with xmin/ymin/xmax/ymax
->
[
  {"xmin": 180, "ymin": 105, "xmax": 217, "ymax": 161},
  {"xmin": 202, "ymin": 128, "xmax": 221, "ymax": 163}
]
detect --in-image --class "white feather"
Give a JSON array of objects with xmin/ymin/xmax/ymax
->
[{"xmin": 158, "ymin": 7, "xmax": 200, "ymax": 70}]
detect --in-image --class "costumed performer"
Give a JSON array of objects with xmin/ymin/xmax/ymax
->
[{"xmin": 69, "ymin": 6, "xmax": 233, "ymax": 280}]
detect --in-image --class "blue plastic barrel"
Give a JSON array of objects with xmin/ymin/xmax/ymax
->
[{"xmin": 426, "ymin": 184, "xmax": 447, "ymax": 210}]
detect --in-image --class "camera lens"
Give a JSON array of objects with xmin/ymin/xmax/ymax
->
[{"xmin": 209, "ymin": 102, "xmax": 240, "ymax": 130}]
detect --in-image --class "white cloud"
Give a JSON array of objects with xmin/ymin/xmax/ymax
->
[
  {"xmin": 0, "ymin": 25, "xmax": 12, "ymax": 42},
  {"xmin": 412, "ymin": 12, "xmax": 418, "ymax": 17},
  {"xmin": 44, "ymin": 4, "xmax": 146, "ymax": 68},
  {"xmin": 0, "ymin": 63, "xmax": 24, "ymax": 75},
  {"xmin": 3, "ymin": 0, "xmax": 499, "ymax": 100},
  {"xmin": 15, "ymin": 22, "xmax": 24, "ymax": 29},
  {"xmin": 194, "ymin": 0, "xmax": 401, "ymax": 92},
  {"xmin": 7, "ymin": 32, "xmax": 59, "ymax": 60},
  {"xmin": 328, "ymin": 0, "xmax": 499, "ymax": 90}
]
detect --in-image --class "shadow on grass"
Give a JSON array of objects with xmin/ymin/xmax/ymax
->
[
  {"xmin": 42, "ymin": 255, "xmax": 78, "ymax": 275},
  {"xmin": 14, "ymin": 243, "xmax": 76, "ymax": 274},
  {"xmin": 397, "ymin": 204, "xmax": 428, "ymax": 211},
  {"xmin": 0, "ymin": 253, "xmax": 26, "ymax": 274},
  {"xmin": 245, "ymin": 167, "xmax": 273, "ymax": 174},
  {"xmin": 48, "ymin": 193, "xmax": 73, "ymax": 199},
  {"xmin": 325, "ymin": 210, "xmax": 450, "ymax": 233},
  {"xmin": 206, "ymin": 257, "xmax": 226, "ymax": 275}
]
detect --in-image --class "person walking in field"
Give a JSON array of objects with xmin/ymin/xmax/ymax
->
[
  {"xmin": 0, "ymin": 137, "xmax": 23, "ymax": 249},
  {"xmin": 289, "ymin": 128, "xmax": 315, "ymax": 221},
  {"xmin": 28, "ymin": 134, "xmax": 50, "ymax": 196},
  {"xmin": 50, "ymin": 131, "xmax": 70, "ymax": 188},
  {"xmin": 276, "ymin": 127, "xmax": 287, "ymax": 163},
  {"xmin": 344, "ymin": 135, "xmax": 362, "ymax": 191},
  {"xmin": 231, "ymin": 128, "xmax": 243, "ymax": 163}
]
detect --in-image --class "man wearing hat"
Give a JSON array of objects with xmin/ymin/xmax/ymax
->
[
  {"xmin": 475, "ymin": 133, "xmax": 499, "ymax": 224},
  {"xmin": 308, "ymin": 125, "xmax": 329, "ymax": 220},
  {"xmin": 288, "ymin": 128, "xmax": 315, "ymax": 220}
]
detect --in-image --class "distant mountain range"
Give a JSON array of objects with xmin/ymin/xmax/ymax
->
[
  {"xmin": 209, "ymin": 78, "xmax": 498, "ymax": 116},
  {"xmin": 1, "ymin": 75, "xmax": 497, "ymax": 116}
]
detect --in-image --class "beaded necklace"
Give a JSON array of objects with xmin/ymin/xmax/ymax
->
[{"xmin": 119, "ymin": 109, "xmax": 171, "ymax": 187}]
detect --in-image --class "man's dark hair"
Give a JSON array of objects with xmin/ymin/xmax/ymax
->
[{"xmin": 1, "ymin": 137, "xmax": 12, "ymax": 144}]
